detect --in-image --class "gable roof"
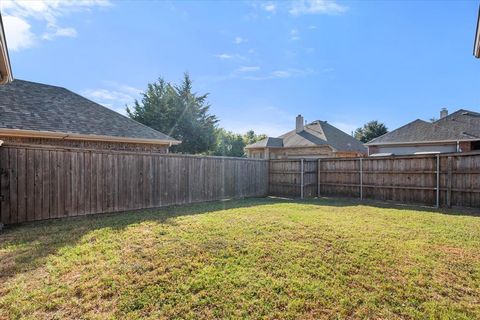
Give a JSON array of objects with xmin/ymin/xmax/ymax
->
[
  {"xmin": 367, "ymin": 109, "xmax": 480, "ymax": 145},
  {"xmin": 0, "ymin": 14, "xmax": 13, "ymax": 84},
  {"xmin": 246, "ymin": 120, "xmax": 367, "ymax": 153},
  {"xmin": 0, "ymin": 80, "xmax": 180, "ymax": 144}
]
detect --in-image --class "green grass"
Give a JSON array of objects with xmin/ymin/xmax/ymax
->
[{"xmin": 1, "ymin": 198, "xmax": 480, "ymax": 319}]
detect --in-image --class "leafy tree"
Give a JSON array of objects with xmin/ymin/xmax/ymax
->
[
  {"xmin": 210, "ymin": 128, "xmax": 245, "ymax": 157},
  {"xmin": 243, "ymin": 130, "xmax": 268, "ymax": 146},
  {"xmin": 209, "ymin": 129, "xmax": 268, "ymax": 157},
  {"xmin": 127, "ymin": 73, "xmax": 218, "ymax": 154},
  {"xmin": 354, "ymin": 120, "xmax": 388, "ymax": 143}
]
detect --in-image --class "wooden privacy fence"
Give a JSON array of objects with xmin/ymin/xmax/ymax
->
[
  {"xmin": 269, "ymin": 153, "xmax": 480, "ymax": 208},
  {"xmin": 0, "ymin": 145, "xmax": 268, "ymax": 224}
]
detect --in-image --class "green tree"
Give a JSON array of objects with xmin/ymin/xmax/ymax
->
[
  {"xmin": 210, "ymin": 128, "xmax": 245, "ymax": 157},
  {"xmin": 209, "ymin": 129, "xmax": 268, "ymax": 157},
  {"xmin": 243, "ymin": 130, "xmax": 268, "ymax": 146},
  {"xmin": 354, "ymin": 120, "xmax": 388, "ymax": 143},
  {"xmin": 127, "ymin": 74, "xmax": 218, "ymax": 154}
]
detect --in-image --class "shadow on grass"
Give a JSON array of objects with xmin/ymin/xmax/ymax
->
[
  {"xmin": 275, "ymin": 195, "xmax": 480, "ymax": 217},
  {"xmin": 1, "ymin": 196, "xmax": 477, "ymax": 283},
  {"xmin": 0, "ymin": 197, "xmax": 279, "ymax": 283}
]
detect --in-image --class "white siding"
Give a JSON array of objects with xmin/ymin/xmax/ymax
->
[{"xmin": 377, "ymin": 144, "xmax": 456, "ymax": 155}]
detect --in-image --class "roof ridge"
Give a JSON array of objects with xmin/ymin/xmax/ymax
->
[
  {"xmin": 367, "ymin": 119, "xmax": 429, "ymax": 145},
  {"xmin": 60, "ymin": 86, "xmax": 179, "ymax": 141},
  {"xmin": 12, "ymin": 79, "xmax": 69, "ymax": 90}
]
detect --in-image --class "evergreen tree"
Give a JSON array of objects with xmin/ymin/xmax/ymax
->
[{"xmin": 127, "ymin": 73, "xmax": 218, "ymax": 154}]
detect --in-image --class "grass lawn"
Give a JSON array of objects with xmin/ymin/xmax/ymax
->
[{"xmin": 1, "ymin": 198, "xmax": 480, "ymax": 319}]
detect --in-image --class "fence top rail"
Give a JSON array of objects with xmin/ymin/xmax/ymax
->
[
  {"xmin": 0, "ymin": 143, "xmax": 268, "ymax": 162},
  {"xmin": 270, "ymin": 159, "xmax": 322, "ymax": 162},
  {"xmin": 270, "ymin": 151, "xmax": 480, "ymax": 162}
]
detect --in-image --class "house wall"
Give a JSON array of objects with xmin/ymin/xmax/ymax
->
[
  {"xmin": 459, "ymin": 141, "xmax": 472, "ymax": 152},
  {"xmin": 271, "ymin": 146, "xmax": 333, "ymax": 159},
  {"xmin": 246, "ymin": 148, "xmax": 266, "ymax": 159},
  {"xmin": 247, "ymin": 146, "xmax": 365, "ymax": 159},
  {"xmin": 0, "ymin": 136, "xmax": 170, "ymax": 153},
  {"xmin": 373, "ymin": 143, "xmax": 457, "ymax": 155}
]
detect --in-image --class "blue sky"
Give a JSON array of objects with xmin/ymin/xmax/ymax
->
[{"xmin": 2, "ymin": 0, "xmax": 479, "ymax": 136}]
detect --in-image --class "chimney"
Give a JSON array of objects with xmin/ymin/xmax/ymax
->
[
  {"xmin": 440, "ymin": 108, "xmax": 448, "ymax": 119},
  {"xmin": 296, "ymin": 114, "xmax": 304, "ymax": 133}
]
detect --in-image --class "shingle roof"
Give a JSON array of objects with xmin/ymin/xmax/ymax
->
[
  {"xmin": 366, "ymin": 109, "xmax": 480, "ymax": 145},
  {"xmin": 0, "ymin": 80, "xmax": 179, "ymax": 143},
  {"xmin": 246, "ymin": 120, "xmax": 367, "ymax": 153},
  {"xmin": 244, "ymin": 137, "xmax": 283, "ymax": 149}
]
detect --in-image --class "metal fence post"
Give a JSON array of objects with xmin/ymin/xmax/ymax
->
[
  {"xmin": 300, "ymin": 159, "xmax": 304, "ymax": 199},
  {"xmin": 436, "ymin": 154, "xmax": 440, "ymax": 208}
]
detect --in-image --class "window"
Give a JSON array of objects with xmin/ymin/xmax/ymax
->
[{"xmin": 472, "ymin": 141, "xmax": 480, "ymax": 150}]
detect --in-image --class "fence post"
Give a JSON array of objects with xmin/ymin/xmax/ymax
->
[
  {"xmin": 267, "ymin": 160, "xmax": 271, "ymax": 196},
  {"xmin": 317, "ymin": 159, "xmax": 321, "ymax": 198},
  {"xmin": 436, "ymin": 155, "xmax": 440, "ymax": 208},
  {"xmin": 446, "ymin": 156, "xmax": 452, "ymax": 208},
  {"xmin": 300, "ymin": 159, "xmax": 304, "ymax": 199},
  {"xmin": 359, "ymin": 158, "xmax": 363, "ymax": 200}
]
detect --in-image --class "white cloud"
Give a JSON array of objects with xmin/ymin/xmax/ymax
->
[
  {"xmin": 289, "ymin": 0, "xmax": 347, "ymax": 16},
  {"xmin": 2, "ymin": 15, "xmax": 35, "ymax": 51},
  {"xmin": 271, "ymin": 70, "xmax": 291, "ymax": 78},
  {"xmin": 214, "ymin": 53, "xmax": 246, "ymax": 61},
  {"xmin": 234, "ymin": 36, "xmax": 247, "ymax": 44},
  {"xmin": 42, "ymin": 26, "xmax": 77, "ymax": 40},
  {"xmin": 0, "ymin": 0, "xmax": 111, "ymax": 51},
  {"xmin": 83, "ymin": 82, "xmax": 143, "ymax": 115},
  {"xmin": 236, "ymin": 66, "xmax": 260, "ymax": 72},
  {"xmin": 262, "ymin": 2, "xmax": 277, "ymax": 13},
  {"xmin": 244, "ymin": 68, "xmax": 314, "ymax": 80},
  {"xmin": 214, "ymin": 53, "xmax": 234, "ymax": 60},
  {"xmin": 289, "ymin": 29, "xmax": 300, "ymax": 41}
]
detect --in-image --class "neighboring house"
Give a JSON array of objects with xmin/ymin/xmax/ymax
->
[
  {"xmin": 245, "ymin": 115, "xmax": 366, "ymax": 159},
  {"xmin": 0, "ymin": 13, "xmax": 13, "ymax": 84},
  {"xmin": 475, "ymin": 5, "xmax": 480, "ymax": 58},
  {"xmin": 366, "ymin": 108, "xmax": 480, "ymax": 156},
  {"xmin": 0, "ymin": 80, "xmax": 180, "ymax": 152}
]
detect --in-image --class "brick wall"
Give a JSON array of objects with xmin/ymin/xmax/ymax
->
[
  {"xmin": 459, "ymin": 141, "xmax": 472, "ymax": 153},
  {"xmin": 367, "ymin": 146, "xmax": 379, "ymax": 155}
]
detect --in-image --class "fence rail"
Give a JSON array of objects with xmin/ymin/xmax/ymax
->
[
  {"xmin": 1, "ymin": 145, "xmax": 479, "ymax": 225},
  {"xmin": 0, "ymin": 145, "xmax": 268, "ymax": 224},
  {"xmin": 269, "ymin": 153, "xmax": 480, "ymax": 208}
]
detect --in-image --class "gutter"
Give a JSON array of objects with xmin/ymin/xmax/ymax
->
[
  {"xmin": 366, "ymin": 138, "xmax": 479, "ymax": 147},
  {"xmin": 0, "ymin": 128, "xmax": 182, "ymax": 146}
]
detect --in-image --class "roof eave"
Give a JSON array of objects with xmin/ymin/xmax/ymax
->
[
  {"xmin": 366, "ymin": 139, "xmax": 477, "ymax": 146},
  {"xmin": 474, "ymin": 5, "xmax": 480, "ymax": 58},
  {"xmin": 0, "ymin": 128, "xmax": 181, "ymax": 146},
  {"xmin": 0, "ymin": 13, "xmax": 13, "ymax": 84}
]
